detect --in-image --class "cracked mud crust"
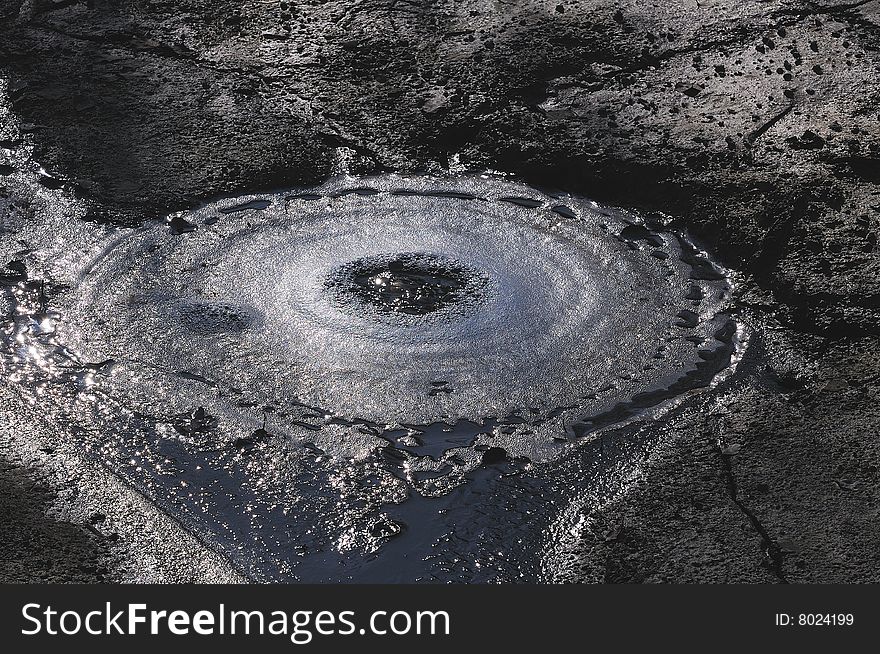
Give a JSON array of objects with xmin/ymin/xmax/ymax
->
[{"xmin": 2, "ymin": 0, "xmax": 880, "ymax": 582}]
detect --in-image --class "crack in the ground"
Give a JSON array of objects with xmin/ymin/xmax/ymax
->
[
  {"xmin": 596, "ymin": 1, "xmax": 873, "ymax": 85},
  {"xmin": 769, "ymin": 0, "xmax": 880, "ymax": 37},
  {"xmin": 601, "ymin": 31, "xmax": 754, "ymax": 80},
  {"xmin": 710, "ymin": 416, "xmax": 788, "ymax": 582},
  {"xmin": 747, "ymin": 103, "xmax": 795, "ymax": 145},
  {"xmin": 771, "ymin": 0, "xmax": 878, "ymax": 19},
  {"xmin": 597, "ymin": 0, "xmax": 879, "ymax": 84}
]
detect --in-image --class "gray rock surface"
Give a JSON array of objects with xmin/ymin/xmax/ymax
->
[{"xmin": 1, "ymin": 0, "xmax": 879, "ymax": 582}]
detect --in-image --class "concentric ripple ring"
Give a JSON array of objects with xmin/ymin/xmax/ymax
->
[{"xmin": 55, "ymin": 173, "xmax": 735, "ymax": 463}]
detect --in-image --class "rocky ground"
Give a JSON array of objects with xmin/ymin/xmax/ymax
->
[{"xmin": 1, "ymin": 0, "xmax": 879, "ymax": 582}]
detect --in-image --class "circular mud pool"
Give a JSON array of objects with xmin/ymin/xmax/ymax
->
[
  {"xmin": 2, "ymin": 172, "xmax": 739, "ymax": 581},
  {"xmin": 62, "ymin": 175, "xmax": 735, "ymax": 455}
]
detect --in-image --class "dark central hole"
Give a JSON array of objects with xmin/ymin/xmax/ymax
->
[{"xmin": 327, "ymin": 253, "xmax": 480, "ymax": 316}]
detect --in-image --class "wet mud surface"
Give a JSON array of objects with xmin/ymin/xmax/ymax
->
[
  {"xmin": 2, "ymin": 0, "xmax": 880, "ymax": 582},
  {"xmin": 0, "ymin": 164, "xmax": 739, "ymax": 580}
]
